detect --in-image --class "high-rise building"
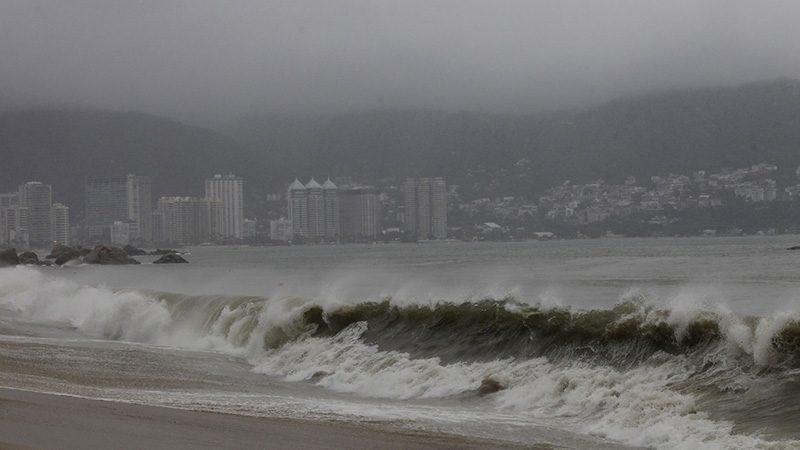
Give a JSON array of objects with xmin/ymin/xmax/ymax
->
[
  {"xmin": 402, "ymin": 177, "xmax": 447, "ymax": 239},
  {"xmin": 5, "ymin": 205, "xmax": 29, "ymax": 248},
  {"xmin": 401, "ymin": 179, "xmax": 418, "ymax": 236},
  {"xmin": 287, "ymin": 179, "xmax": 308, "ymax": 239},
  {"xmin": 428, "ymin": 177, "xmax": 448, "ymax": 239},
  {"xmin": 155, "ymin": 196, "xmax": 219, "ymax": 245},
  {"xmin": 205, "ymin": 174, "xmax": 244, "ymax": 240},
  {"xmin": 288, "ymin": 178, "xmax": 338, "ymax": 242},
  {"xmin": 287, "ymin": 177, "xmax": 352, "ymax": 242},
  {"xmin": 0, "ymin": 192, "xmax": 19, "ymax": 246},
  {"xmin": 322, "ymin": 178, "xmax": 339, "ymax": 240},
  {"xmin": 127, "ymin": 175, "xmax": 152, "ymax": 242},
  {"xmin": 110, "ymin": 221, "xmax": 131, "ymax": 246},
  {"xmin": 51, "ymin": 203, "xmax": 70, "ymax": 246},
  {"xmin": 305, "ymin": 178, "xmax": 324, "ymax": 240},
  {"xmin": 416, "ymin": 180, "xmax": 431, "ymax": 238},
  {"xmin": 339, "ymin": 186, "xmax": 381, "ymax": 241},
  {"xmin": 151, "ymin": 210, "xmax": 166, "ymax": 244},
  {"xmin": 18, "ymin": 182, "xmax": 53, "ymax": 248},
  {"xmin": 85, "ymin": 175, "xmax": 152, "ymax": 242}
]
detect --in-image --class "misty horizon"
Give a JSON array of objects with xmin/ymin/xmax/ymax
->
[{"xmin": 3, "ymin": 1, "xmax": 800, "ymax": 126}]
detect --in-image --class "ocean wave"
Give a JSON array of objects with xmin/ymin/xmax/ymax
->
[{"xmin": 1, "ymin": 266, "xmax": 799, "ymax": 448}]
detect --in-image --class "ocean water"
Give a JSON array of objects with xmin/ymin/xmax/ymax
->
[{"xmin": 2, "ymin": 236, "xmax": 800, "ymax": 448}]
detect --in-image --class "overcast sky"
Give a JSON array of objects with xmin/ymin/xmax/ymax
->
[{"xmin": 1, "ymin": 0, "xmax": 799, "ymax": 123}]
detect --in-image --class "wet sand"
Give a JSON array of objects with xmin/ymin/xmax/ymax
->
[{"xmin": 0, "ymin": 388, "xmax": 523, "ymax": 450}]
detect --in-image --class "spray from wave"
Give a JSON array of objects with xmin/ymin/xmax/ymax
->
[{"xmin": 1, "ymin": 266, "xmax": 799, "ymax": 449}]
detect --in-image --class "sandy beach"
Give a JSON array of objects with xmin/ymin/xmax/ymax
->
[{"xmin": 0, "ymin": 388, "xmax": 522, "ymax": 450}]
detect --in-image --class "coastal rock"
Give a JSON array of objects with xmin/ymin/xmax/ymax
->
[
  {"xmin": 0, "ymin": 248, "xmax": 20, "ymax": 267},
  {"xmin": 152, "ymin": 253, "xmax": 188, "ymax": 264},
  {"xmin": 478, "ymin": 377, "xmax": 504, "ymax": 395},
  {"xmin": 151, "ymin": 249, "xmax": 179, "ymax": 255},
  {"xmin": 83, "ymin": 245, "xmax": 140, "ymax": 265},
  {"xmin": 123, "ymin": 245, "xmax": 148, "ymax": 256},
  {"xmin": 49, "ymin": 245, "xmax": 82, "ymax": 265},
  {"xmin": 309, "ymin": 371, "xmax": 330, "ymax": 382},
  {"xmin": 19, "ymin": 251, "xmax": 40, "ymax": 265}
]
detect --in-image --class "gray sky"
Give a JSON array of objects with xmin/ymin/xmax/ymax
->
[{"xmin": 1, "ymin": 0, "xmax": 799, "ymax": 123}]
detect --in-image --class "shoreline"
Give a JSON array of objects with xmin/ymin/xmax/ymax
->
[{"xmin": 0, "ymin": 387, "xmax": 525, "ymax": 450}]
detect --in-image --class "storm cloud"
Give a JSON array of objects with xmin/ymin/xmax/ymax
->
[{"xmin": 1, "ymin": 0, "xmax": 799, "ymax": 123}]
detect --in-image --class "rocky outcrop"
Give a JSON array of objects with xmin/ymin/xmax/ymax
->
[
  {"xmin": 83, "ymin": 245, "xmax": 140, "ymax": 265},
  {"xmin": 123, "ymin": 245, "xmax": 148, "ymax": 256},
  {"xmin": 0, "ymin": 248, "xmax": 20, "ymax": 267},
  {"xmin": 478, "ymin": 377, "xmax": 505, "ymax": 395},
  {"xmin": 152, "ymin": 253, "xmax": 188, "ymax": 264},
  {"xmin": 151, "ymin": 249, "xmax": 180, "ymax": 255},
  {"xmin": 18, "ymin": 251, "xmax": 40, "ymax": 265},
  {"xmin": 48, "ymin": 245, "xmax": 83, "ymax": 265}
]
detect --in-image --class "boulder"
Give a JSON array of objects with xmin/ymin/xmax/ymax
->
[
  {"xmin": 0, "ymin": 248, "xmax": 20, "ymax": 267},
  {"xmin": 478, "ymin": 377, "xmax": 505, "ymax": 395},
  {"xmin": 83, "ymin": 245, "xmax": 140, "ymax": 265},
  {"xmin": 18, "ymin": 251, "xmax": 40, "ymax": 265},
  {"xmin": 48, "ymin": 245, "xmax": 83, "ymax": 265},
  {"xmin": 309, "ymin": 370, "xmax": 330, "ymax": 382},
  {"xmin": 153, "ymin": 253, "xmax": 188, "ymax": 264},
  {"xmin": 151, "ymin": 248, "xmax": 179, "ymax": 255},
  {"xmin": 123, "ymin": 245, "xmax": 148, "ymax": 256}
]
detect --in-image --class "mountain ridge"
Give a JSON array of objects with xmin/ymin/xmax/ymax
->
[{"xmin": 2, "ymin": 79, "xmax": 800, "ymax": 219}]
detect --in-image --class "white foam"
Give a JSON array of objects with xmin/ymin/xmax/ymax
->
[{"xmin": 2, "ymin": 266, "xmax": 799, "ymax": 449}]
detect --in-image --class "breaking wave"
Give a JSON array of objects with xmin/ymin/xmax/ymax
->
[{"xmin": 1, "ymin": 266, "xmax": 800, "ymax": 448}]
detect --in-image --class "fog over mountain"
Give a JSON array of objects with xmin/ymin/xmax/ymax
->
[
  {"xmin": 2, "ymin": 1, "xmax": 800, "ymax": 125},
  {"xmin": 4, "ymin": 1, "xmax": 800, "ymax": 218},
  {"xmin": 3, "ymin": 79, "xmax": 800, "ymax": 220}
]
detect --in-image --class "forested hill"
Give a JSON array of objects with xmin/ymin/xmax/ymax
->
[
  {"xmin": 233, "ymin": 78, "xmax": 800, "ymax": 197},
  {"xmin": 0, "ymin": 109, "xmax": 257, "ymax": 214},
  {"xmin": 3, "ymin": 79, "xmax": 800, "ymax": 219}
]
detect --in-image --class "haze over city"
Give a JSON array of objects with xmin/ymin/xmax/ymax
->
[
  {"xmin": 2, "ymin": 0, "xmax": 800, "ymax": 124},
  {"xmin": 4, "ymin": 2, "xmax": 800, "ymax": 449}
]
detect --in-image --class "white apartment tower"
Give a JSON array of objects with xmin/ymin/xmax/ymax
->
[
  {"xmin": 155, "ymin": 196, "xmax": 220, "ymax": 245},
  {"xmin": 287, "ymin": 177, "xmax": 339, "ymax": 242},
  {"xmin": 85, "ymin": 175, "xmax": 152, "ymax": 242},
  {"xmin": 288, "ymin": 179, "xmax": 308, "ymax": 238},
  {"xmin": 51, "ymin": 203, "xmax": 70, "ymax": 246},
  {"xmin": 18, "ymin": 182, "xmax": 53, "ymax": 248},
  {"xmin": 205, "ymin": 174, "xmax": 244, "ymax": 240},
  {"xmin": 402, "ymin": 177, "xmax": 447, "ymax": 239},
  {"xmin": 305, "ymin": 179, "xmax": 324, "ymax": 239},
  {"xmin": 339, "ymin": 186, "xmax": 380, "ymax": 241},
  {"xmin": 0, "ymin": 192, "xmax": 19, "ymax": 246},
  {"xmin": 322, "ymin": 178, "xmax": 340, "ymax": 240}
]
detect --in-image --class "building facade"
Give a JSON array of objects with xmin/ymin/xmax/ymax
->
[
  {"xmin": 402, "ymin": 177, "xmax": 447, "ymax": 239},
  {"xmin": 0, "ymin": 192, "xmax": 19, "ymax": 246},
  {"xmin": 18, "ymin": 182, "xmax": 53, "ymax": 248},
  {"xmin": 205, "ymin": 174, "xmax": 244, "ymax": 240},
  {"xmin": 155, "ymin": 196, "xmax": 220, "ymax": 245},
  {"xmin": 322, "ymin": 179, "xmax": 340, "ymax": 240},
  {"xmin": 339, "ymin": 186, "xmax": 381, "ymax": 241},
  {"xmin": 51, "ymin": 203, "xmax": 70, "ymax": 246},
  {"xmin": 85, "ymin": 175, "xmax": 152, "ymax": 242},
  {"xmin": 288, "ymin": 178, "xmax": 340, "ymax": 242},
  {"xmin": 305, "ymin": 179, "xmax": 325, "ymax": 240},
  {"xmin": 287, "ymin": 179, "xmax": 308, "ymax": 239},
  {"xmin": 269, "ymin": 218, "xmax": 293, "ymax": 242}
]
